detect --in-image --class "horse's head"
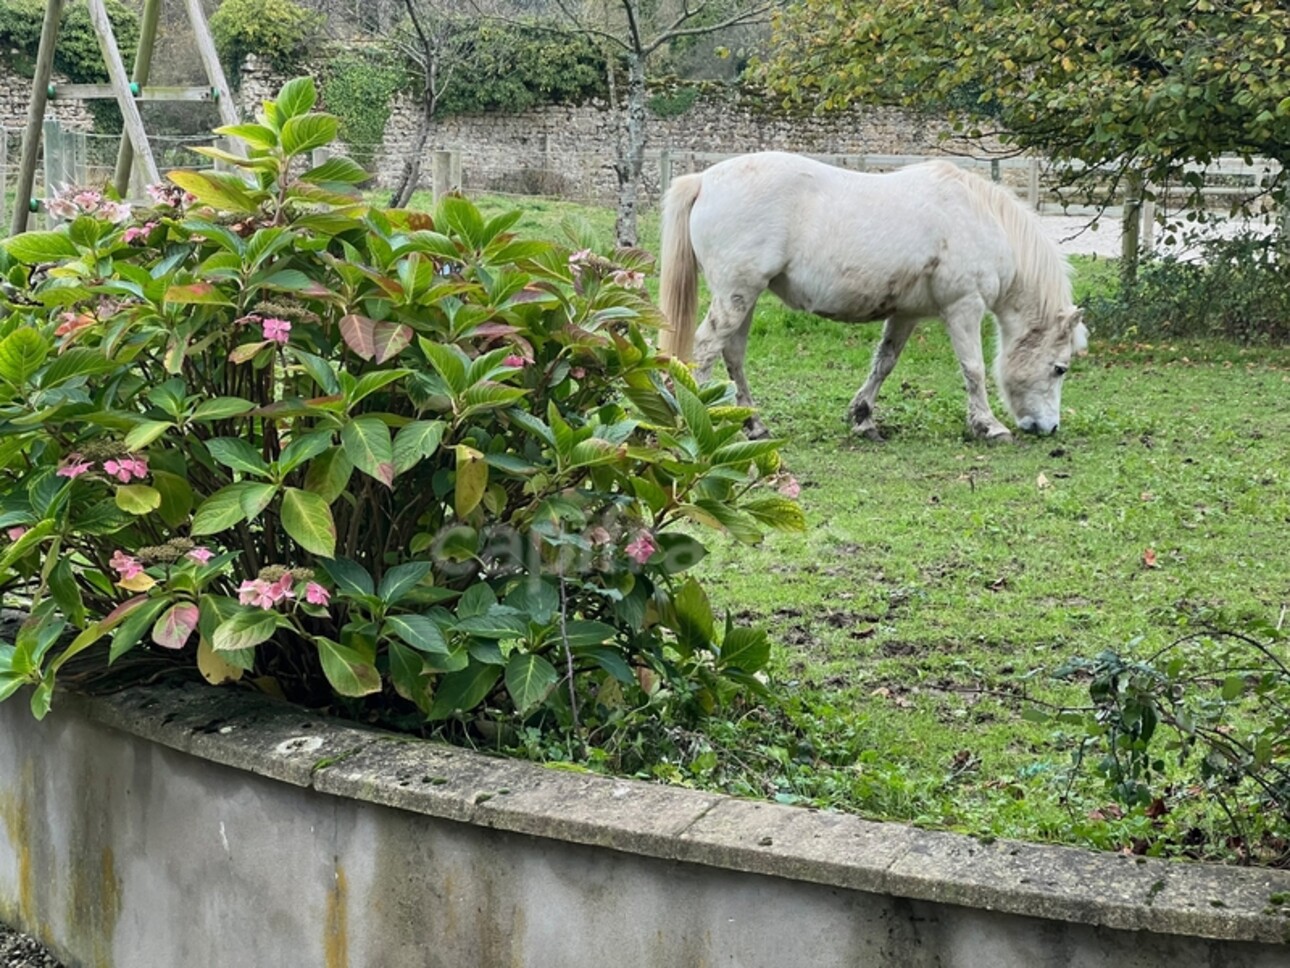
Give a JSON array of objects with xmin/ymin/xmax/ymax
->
[{"xmin": 998, "ymin": 307, "xmax": 1088, "ymax": 435}]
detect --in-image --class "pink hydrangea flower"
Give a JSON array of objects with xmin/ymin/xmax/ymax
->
[
  {"xmin": 611, "ymin": 269, "xmax": 645, "ymax": 289},
  {"xmin": 261, "ymin": 317, "xmax": 291, "ymax": 345},
  {"xmin": 103, "ymin": 457, "xmax": 148, "ymax": 483},
  {"xmin": 269, "ymin": 573, "xmax": 296, "ymax": 603},
  {"xmin": 238, "ymin": 579, "xmax": 276, "ymax": 609},
  {"xmin": 778, "ymin": 475, "xmax": 802, "ymax": 499},
  {"xmin": 502, "ymin": 354, "xmax": 527, "ymax": 368},
  {"xmin": 304, "ymin": 582, "xmax": 330, "ymax": 606},
  {"xmin": 569, "ymin": 248, "xmax": 593, "ymax": 265},
  {"xmin": 99, "ymin": 201, "xmax": 133, "ymax": 224},
  {"xmin": 186, "ymin": 546, "xmax": 214, "ymax": 565},
  {"xmin": 624, "ymin": 530, "xmax": 657, "ymax": 564},
  {"xmin": 56, "ymin": 455, "xmax": 94, "ymax": 479},
  {"xmin": 6, "ymin": 526, "xmax": 28, "ymax": 542},
  {"xmin": 123, "ymin": 222, "xmax": 155, "ymax": 244},
  {"xmin": 110, "ymin": 550, "xmax": 144, "ymax": 581}
]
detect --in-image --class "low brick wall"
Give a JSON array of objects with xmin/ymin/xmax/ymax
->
[{"xmin": 1, "ymin": 684, "xmax": 1288, "ymax": 968}]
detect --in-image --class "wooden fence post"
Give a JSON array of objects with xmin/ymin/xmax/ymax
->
[
  {"xmin": 1027, "ymin": 158, "xmax": 1040, "ymax": 211},
  {"xmin": 1141, "ymin": 181, "xmax": 1156, "ymax": 255},
  {"xmin": 432, "ymin": 150, "xmax": 453, "ymax": 201},
  {"xmin": 1121, "ymin": 170, "xmax": 1144, "ymax": 285},
  {"xmin": 659, "ymin": 149, "xmax": 672, "ymax": 199}
]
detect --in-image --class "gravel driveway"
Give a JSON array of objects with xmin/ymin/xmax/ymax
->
[{"xmin": 0, "ymin": 925, "xmax": 63, "ymax": 968}]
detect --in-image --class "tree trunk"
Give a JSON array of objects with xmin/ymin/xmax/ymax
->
[
  {"xmin": 389, "ymin": 96, "xmax": 434, "ymax": 208},
  {"xmin": 614, "ymin": 55, "xmax": 648, "ymax": 248}
]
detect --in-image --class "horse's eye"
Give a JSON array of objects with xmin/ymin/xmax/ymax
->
[{"xmin": 1053, "ymin": 363, "xmax": 1069, "ymax": 377}]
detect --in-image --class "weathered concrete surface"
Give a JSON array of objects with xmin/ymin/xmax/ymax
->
[{"xmin": 2, "ymin": 684, "xmax": 1289, "ymax": 968}]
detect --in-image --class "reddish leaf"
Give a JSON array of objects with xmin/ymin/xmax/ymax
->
[
  {"xmin": 340, "ymin": 314, "xmax": 376, "ymax": 360},
  {"xmin": 371, "ymin": 321, "xmax": 413, "ymax": 364},
  {"xmin": 1143, "ymin": 547, "xmax": 1158, "ymax": 568},
  {"xmin": 152, "ymin": 603, "xmax": 199, "ymax": 650},
  {"xmin": 101, "ymin": 594, "xmax": 150, "ymax": 629}
]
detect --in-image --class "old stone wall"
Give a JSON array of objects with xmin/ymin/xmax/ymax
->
[
  {"xmin": 3, "ymin": 55, "xmax": 1000, "ymax": 205},
  {"xmin": 0, "ymin": 65, "xmax": 98, "ymax": 133}
]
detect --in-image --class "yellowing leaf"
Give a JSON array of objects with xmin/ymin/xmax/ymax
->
[
  {"xmin": 197, "ymin": 635, "xmax": 244, "ymax": 685},
  {"xmin": 454, "ymin": 445, "xmax": 488, "ymax": 519}
]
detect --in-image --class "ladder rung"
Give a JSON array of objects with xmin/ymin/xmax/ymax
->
[{"xmin": 46, "ymin": 83, "xmax": 218, "ymax": 102}]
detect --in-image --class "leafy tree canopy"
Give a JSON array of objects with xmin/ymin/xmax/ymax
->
[{"xmin": 761, "ymin": 0, "xmax": 1290, "ymax": 205}]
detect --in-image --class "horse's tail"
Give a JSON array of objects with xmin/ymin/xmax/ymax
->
[{"xmin": 659, "ymin": 172, "xmax": 703, "ymax": 360}]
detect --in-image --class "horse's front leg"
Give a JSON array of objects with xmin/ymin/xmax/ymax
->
[
  {"xmin": 848, "ymin": 315, "xmax": 918, "ymax": 441},
  {"xmin": 944, "ymin": 298, "xmax": 1013, "ymax": 442}
]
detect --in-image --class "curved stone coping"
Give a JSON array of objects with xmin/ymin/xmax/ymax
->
[{"xmin": 74, "ymin": 682, "xmax": 1290, "ymax": 946}]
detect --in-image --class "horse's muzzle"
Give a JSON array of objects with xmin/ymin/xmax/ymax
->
[{"xmin": 1018, "ymin": 417, "xmax": 1059, "ymax": 435}]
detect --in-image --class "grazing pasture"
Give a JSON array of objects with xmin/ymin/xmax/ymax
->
[{"xmin": 442, "ymin": 192, "xmax": 1290, "ymax": 858}]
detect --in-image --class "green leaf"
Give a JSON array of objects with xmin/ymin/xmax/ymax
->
[
  {"xmin": 0, "ymin": 519, "xmax": 54, "ymax": 572},
  {"xmin": 47, "ymin": 558, "xmax": 86, "ymax": 627},
  {"xmin": 741, "ymin": 496, "xmax": 807, "ymax": 532},
  {"xmin": 719, "ymin": 627, "xmax": 770, "ymax": 673},
  {"xmin": 675, "ymin": 384, "xmax": 718, "ymax": 453},
  {"xmin": 206, "ymin": 437, "xmax": 271, "ymax": 477},
  {"xmin": 1221, "ymin": 675, "xmax": 1246, "ymax": 701},
  {"xmin": 212, "ymin": 607, "xmax": 279, "ymax": 652},
  {"xmin": 392, "ymin": 420, "xmax": 445, "ymax": 475},
  {"xmin": 304, "ymin": 447, "xmax": 353, "ymax": 503},
  {"xmin": 342, "ymin": 417, "xmax": 395, "ymax": 487},
  {"xmin": 163, "ymin": 281, "xmax": 236, "ymax": 306},
  {"xmin": 36, "ymin": 348, "xmax": 119, "ymax": 389},
  {"xmin": 315, "ymin": 637, "xmax": 382, "ymax": 697},
  {"xmin": 281, "ymin": 114, "xmax": 339, "ymax": 156},
  {"xmin": 384, "ymin": 613, "xmax": 449, "ymax": 654},
  {"xmin": 167, "ymin": 170, "xmax": 260, "ymax": 215},
  {"xmin": 301, "ymin": 155, "xmax": 369, "ymax": 185},
  {"xmin": 109, "ymin": 597, "xmax": 170, "ymax": 662},
  {"xmin": 190, "ymin": 396, "xmax": 256, "ymax": 421},
  {"xmin": 3, "ymin": 231, "xmax": 79, "ymax": 263},
  {"xmin": 387, "ymin": 639, "xmax": 430, "ymax": 710},
  {"xmin": 115, "ymin": 484, "xmax": 162, "ymax": 516},
  {"xmin": 279, "ymin": 429, "xmax": 335, "ymax": 475},
  {"xmin": 654, "ymin": 533, "xmax": 707, "ymax": 575},
  {"xmin": 453, "ymin": 445, "xmax": 488, "ymax": 519},
  {"xmin": 710, "ymin": 439, "xmax": 784, "ymax": 465},
  {"xmin": 214, "ymin": 122, "xmax": 279, "ymax": 150},
  {"xmin": 673, "ymin": 578, "xmax": 715, "ymax": 655},
  {"xmin": 0, "ymin": 328, "xmax": 49, "ymax": 386},
  {"xmin": 151, "ymin": 471, "xmax": 195, "ymax": 529},
  {"xmin": 426, "ymin": 662, "xmax": 501, "ymax": 720},
  {"xmin": 238, "ymin": 482, "xmax": 279, "ymax": 521},
  {"xmin": 320, "ymin": 557, "xmax": 374, "ymax": 597},
  {"xmin": 280, "ymin": 487, "xmax": 337, "ymax": 558},
  {"xmin": 276, "ymin": 76, "xmax": 318, "ymax": 119},
  {"xmin": 124, "ymin": 419, "xmax": 173, "ymax": 451},
  {"xmin": 559, "ymin": 620, "xmax": 617, "ymax": 647},
  {"xmin": 454, "ymin": 613, "xmax": 529, "ymax": 640},
  {"xmin": 505, "ymin": 653, "xmax": 558, "ymax": 711},
  {"xmin": 191, "ymin": 482, "xmax": 261, "ymax": 534},
  {"xmin": 419, "ymin": 340, "xmax": 469, "ymax": 394},
  {"xmin": 379, "ymin": 562, "xmax": 434, "ymax": 605}
]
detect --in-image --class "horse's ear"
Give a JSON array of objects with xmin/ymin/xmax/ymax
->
[{"xmin": 1072, "ymin": 317, "xmax": 1089, "ymax": 356}]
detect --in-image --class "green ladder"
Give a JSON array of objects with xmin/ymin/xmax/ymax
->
[{"xmin": 9, "ymin": 0, "xmax": 241, "ymax": 235}]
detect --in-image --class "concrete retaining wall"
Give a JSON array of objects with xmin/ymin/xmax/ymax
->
[{"xmin": 2, "ymin": 684, "xmax": 1289, "ymax": 967}]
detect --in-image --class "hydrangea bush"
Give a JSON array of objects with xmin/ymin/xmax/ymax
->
[{"xmin": 0, "ymin": 79, "xmax": 802, "ymax": 739}]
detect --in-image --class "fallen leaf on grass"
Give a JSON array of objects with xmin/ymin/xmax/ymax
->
[
  {"xmin": 1036, "ymin": 472, "xmax": 1051, "ymax": 489},
  {"xmin": 1143, "ymin": 548, "xmax": 1158, "ymax": 568}
]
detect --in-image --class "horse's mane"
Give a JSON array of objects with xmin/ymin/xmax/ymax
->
[{"xmin": 923, "ymin": 162, "xmax": 1073, "ymax": 320}]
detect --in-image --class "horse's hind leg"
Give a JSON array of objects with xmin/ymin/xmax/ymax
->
[
  {"xmin": 722, "ymin": 317, "xmax": 770, "ymax": 440},
  {"xmin": 848, "ymin": 315, "xmax": 918, "ymax": 441},
  {"xmin": 692, "ymin": 291, "xmax": 756, "ymax": 384}
]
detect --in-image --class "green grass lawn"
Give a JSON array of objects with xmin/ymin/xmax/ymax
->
[
  {"xmin": 434, "ymin": 192, "xmax": 1290, "ymax": 859},
  {"xmin": 687, "ymin": 299, "xmax": 1289, "ymax": 849}
]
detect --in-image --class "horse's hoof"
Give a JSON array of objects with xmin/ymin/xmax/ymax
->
[
  {"xmin": 985, "ymin": 430, "xmax": 1014, "ymax": 445},
  {"xmin": 851, "ymin": 424, "xmax": 884, "ymax": 443},
  {"xmin": 745, "ymin": 422, "xmax": 771, "ymax": 441}
]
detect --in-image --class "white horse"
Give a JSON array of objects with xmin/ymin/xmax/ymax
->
[{"xmin": 659, "ymin": 152, "xmax": 1088, "ymax": 440}]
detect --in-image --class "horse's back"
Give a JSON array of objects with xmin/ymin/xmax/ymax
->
[{"xmin": 688, "ymin": 153, "xmax": 1016, "ymax": 320}]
